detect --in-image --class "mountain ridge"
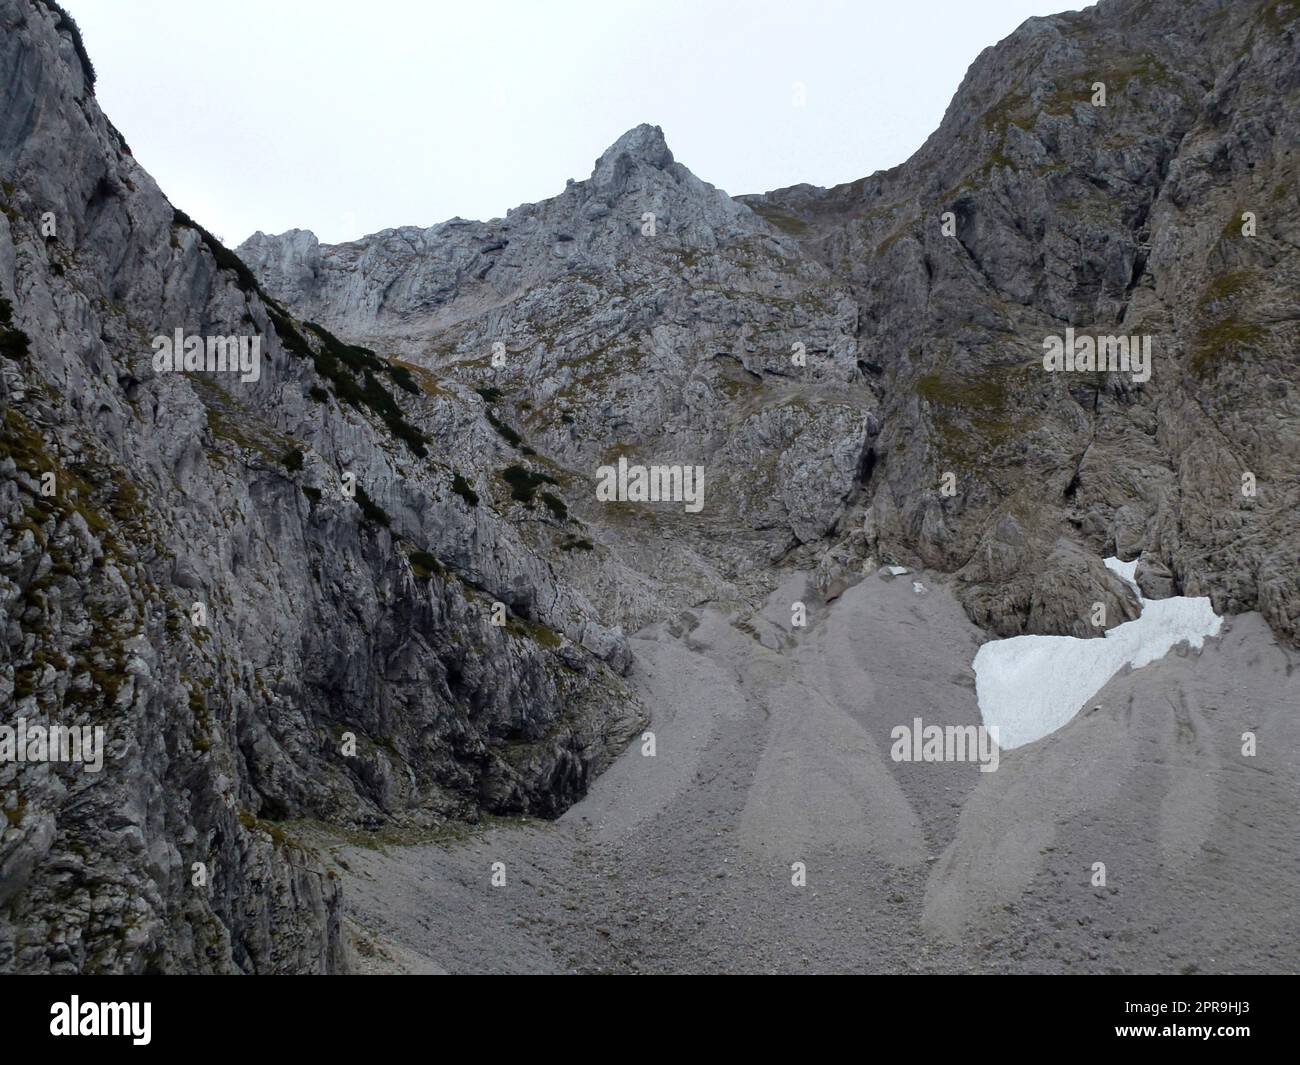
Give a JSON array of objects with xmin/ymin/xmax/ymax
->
[{"xmin": 244, "ymin": 0, "xmax": 1299, "ymax": 648}]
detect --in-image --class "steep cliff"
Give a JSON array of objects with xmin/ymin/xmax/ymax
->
[
  {"xmin": 746, "ymin": 0, "xmax": 1300, "ymax": 644},
  {"xmin": 0, "ymin": 0, "xmax": 642, "ymax": 973}
]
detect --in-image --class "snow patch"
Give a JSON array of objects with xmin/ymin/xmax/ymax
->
[
  {"xmin": 973, "ymin": 557, "xmax": 1222, "ymax": 750},
  {"xmin": 1104, "ymin": 555, "xmax": 1141, "ymax": 596}
]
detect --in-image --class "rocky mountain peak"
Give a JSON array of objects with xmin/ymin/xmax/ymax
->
[
  {"xmin": 242, "ymin": 227, "xmax": 320, "ymax": 252},
  {"xmin": 590, "ymin": 122, "xmax": 676, "ymax": 188}
]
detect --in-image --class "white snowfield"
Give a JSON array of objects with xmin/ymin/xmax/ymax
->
[{"xmin": 973, "ymin": 557, "xmax": 1223, "ymax": 750}]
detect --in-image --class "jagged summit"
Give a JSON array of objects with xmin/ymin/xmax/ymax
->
[
  {"xmin": 590, "ymin": 123, "xmax": 676, "ymax": 187},
  {"xmin": 238, "ymin": 0, "xmax": 1300, "ymax": 656},
  {"xmin": 242, "ymin": 227, "xmax": 320, "ymax": 250},
  {"xmin": 238, "ymin": 117, "xmax": 759, "ymax": 337},
  {"xmin": 242, "ymin": 123, "xmax": 692, "ymax": 254},
  {"xmin": 246, "ymin": 226, "xmax": 313, "ymax": 241}
]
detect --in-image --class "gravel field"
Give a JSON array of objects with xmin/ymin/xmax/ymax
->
[{"xmin": 325, "ymin": 570, "xmax": 1300, "ymax": 974}]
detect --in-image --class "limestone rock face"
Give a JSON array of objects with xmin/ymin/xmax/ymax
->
[
  {"xmin": 740, "ymin": 0, "xmax": 1300, "ymax": 643},
  {"xmin": 0, "ymin": 0, "xmax": 642, "ymax": 973},
  {"xmin": 242, "ymin": 121, "xmax": 877, "ymax": 621},
  {"xmin": 242, "ymin": 1, "xmax": 1298, "ymax": 650}
]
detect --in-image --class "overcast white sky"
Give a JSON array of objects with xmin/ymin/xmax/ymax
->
[{"xmin": 65, "ymin": 0, "xmax": 1090, "ymax": 246}]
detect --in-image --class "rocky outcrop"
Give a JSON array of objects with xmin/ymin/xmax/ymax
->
[
  {"xmin": 0, "ymin": 0, "xmax": 642, "ymax": 973},
  {"xmin": 746, "ymin": 0, "xmax": 1300, "ymax": 642}
]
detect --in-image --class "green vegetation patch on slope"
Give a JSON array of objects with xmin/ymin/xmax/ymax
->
[
  {"xmin": 265, "ymin": 308, "xmax": 429, "ymax": 457},
  {"xmin": 405, "ymin": 547, "xmax": 445, "ymax": 580},
  {"xmin": 354, "ymin": 483, "xmax": 391, "ymax": 528},
  {"xmin": 0, "ymin": 296, "xmax": 32, "ymax": 361},
  {"xmin": 747, "ymin": 201, "xmax": 810, "ymax": 236},
  {"xmin": 1190, "ymin": 270, "xmax": 1268, "ymax": 376},
  {"xmin": 500, "ymin": 465, "xmax": 559, "ymax": 505},
  {"xmin": 34, "ymin": 0, "xmax": 95, "ymax": 90},
  {"xmin": 451, "ymin": 472, "xmax": 479, "ymax": 507},
  {"xmin": 172, "ymin": 209, "xmax": 261, "ymax": 295},
  {"xmin": 915, "ymin": 366, "xmax": 1030, "ymax": 468}
]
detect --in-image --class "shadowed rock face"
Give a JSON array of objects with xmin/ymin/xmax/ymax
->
[
  {"xmin": 0, "ymin": 0, "xmax": 642, "ymax": 973},
  {"xmin": 0, "ymin": 0, "xmax": 1296, "ymax": 975},
  {"xmin": 744, "ymin": 0, "xmax": 1300, "ymax": 643},
  {"xmin": 245, "ymin": 0, "xmax": 1299, "ymax": 648}
]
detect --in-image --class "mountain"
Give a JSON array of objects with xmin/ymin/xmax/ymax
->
[
  {"xmin": 242, "ymin": 121, "xmax": 878, "ymax": 626},
  {"xmin": 1, "ymin": 0, "xmax": 1297, "ymax": 972},
  {"xmin": 1, "ymin": 0, "xmax": 640, "ymax": 973},
  {"xmin": 243, "ymin": 0, "xmax": 1300, "ymax": 648}
]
